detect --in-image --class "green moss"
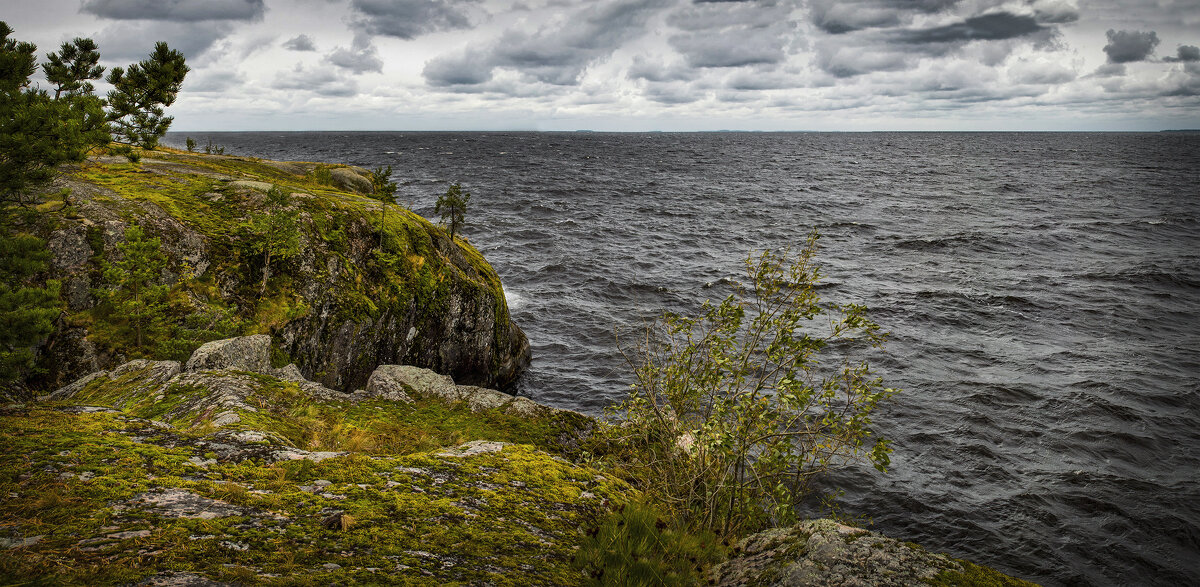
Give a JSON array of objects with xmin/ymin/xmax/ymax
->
[
  {"xmin": 0, "ymin": 396, "xmax": 633, "ymax": 586},
  {"xmin": 74, "ymin": 161, "xmax": 235, "ymax": 239},
  {"xmin": 926, "ymin": 558, "xmax": 1041, "ymax": 587}
]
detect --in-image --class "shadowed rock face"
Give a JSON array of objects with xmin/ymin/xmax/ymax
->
[{"xmin": 26, "ymin": 151, "xmax": 530, "ymax": 394}]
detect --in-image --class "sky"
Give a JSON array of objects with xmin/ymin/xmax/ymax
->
[{"xmin": 5, "ymin": 0, "xmax": 1200, "ymax": 131}]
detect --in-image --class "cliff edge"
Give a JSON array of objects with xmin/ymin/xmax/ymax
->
[{"xmin": 9, "ymin": 148, "xmax": 529, "ymax": 394}]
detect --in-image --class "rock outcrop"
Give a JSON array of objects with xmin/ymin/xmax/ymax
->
[
  {"xmin": 710, "ymin": 519, "xmax": 1037, "ymax": 587},
  {"xmin": 43, "ymin": 335, "xmax": 579, "ymax": 428},
  {"xmin": 184, "ymin": 335, "xmax": 272, "ymax": 373},
  {"xmin": 21, "ymin": 150, "xmax": 530, "ymax": 394}
]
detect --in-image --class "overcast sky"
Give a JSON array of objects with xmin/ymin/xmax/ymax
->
[{"xmin": 6, "ymin": 0, "xmax": 1200, "ymax": 131}]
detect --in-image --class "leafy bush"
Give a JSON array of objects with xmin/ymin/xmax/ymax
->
[{"xmin": 612, "ymin": 230, "xmax": 897, "ymax": 536}]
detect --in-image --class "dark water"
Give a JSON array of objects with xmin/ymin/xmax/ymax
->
[{"xmin": 164, "ymin": 131, "xmax": 1200, "ymax": 586}]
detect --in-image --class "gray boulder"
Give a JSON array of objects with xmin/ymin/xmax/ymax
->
[
  {"xmin": 185, "ymin": 335, "xmax": 271, "ymax": 374},
  {"xmin": 710, "ymin": 519, "xmax": 988, "ymax": 587},
  {"xmin": 329, "ymin": 167, "xmax": 374, "ymax": 195},
  {"xmin": 366, "ymin": 364, "xmax": 453, "ymax": 402}
]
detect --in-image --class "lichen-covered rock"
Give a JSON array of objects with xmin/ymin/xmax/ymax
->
[
  {"xmin": 368, "ymin": 364, "xmax": 456, "ymax": 401},
  {"xmin": 184, "ymin": 335, "xmax": 271, "ymax": 373},
  {"xmin": 48, "ymin": 225, "xmax": 90, "ymax": 271},
  {"xmin": 363, "ymin": 364, "xmax": 587, "ymax": 424},
  {"xmin": 329, "ymin": 166, "xmax": 374, "ymax": 195},
  {"xmin": 3, "ymin": 363, "xmax": 632, "ymax": 585},
  {"xmin": 710, "ymin": 519, "xmax": 1036, "ymax": 587}
]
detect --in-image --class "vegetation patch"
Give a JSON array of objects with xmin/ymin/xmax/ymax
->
[{"xmin": 2, "ymin": 374, "xmax": 634, "ymax": 585}]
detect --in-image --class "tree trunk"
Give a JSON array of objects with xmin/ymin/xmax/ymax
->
[{"xmin": 260, "ymin": 249, "xmax": 271, "ymax": 297}]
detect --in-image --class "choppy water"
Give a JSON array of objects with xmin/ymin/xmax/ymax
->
[{"xmin": 164, "ymin": 131, "xmax": 1200, "ymax": 585}]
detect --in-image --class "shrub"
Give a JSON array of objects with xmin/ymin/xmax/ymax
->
[{"xmin": 612, "ymin": 230, "xmax": 897, "ymax": 536}]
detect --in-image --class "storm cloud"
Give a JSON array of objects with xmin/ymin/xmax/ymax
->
[
  {"xmin": 423, "ymin": 0, "xmax": 669, "ymax": 88},
  {"xmin": 349, "ymin": 0, "xmax": 474, "ymax": 40},
  {"xmin": 810, "ymin": 0, "xmax": 962, "ymax": 35},
  {"xmin": 1103, "ymin": 29, "xmax": 1160, "ymax": 63},
  {"xmin": 92, "ymin": 22, "xmax": 229, "ymax": 61},
  {"xmin": 1164, "ymin": 45, "xmax": 1200, "ymax": 62},
  {"xmin": 665, "ymin": 0, "xmax": 795, "ymax": 69},
  {"xmin": 5, "ymin": 0, "xmax": 1194, "ymax": 131},
  {"xmin": 896, "ymin": 13, "xmax": 1046, "ymax": 45},
  {"xmin": 81, "ymin": 0, "xmax": 265, "ymax": 22}
]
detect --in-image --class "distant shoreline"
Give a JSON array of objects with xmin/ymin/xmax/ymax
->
[{"xmin": 165, "ymin": 129, "xmax": 1196, "ymax": 135}]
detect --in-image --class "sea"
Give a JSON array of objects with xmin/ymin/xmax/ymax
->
[{"xmin": 163, "ymin": 131, "xmax": 1200, "ymax": 586}]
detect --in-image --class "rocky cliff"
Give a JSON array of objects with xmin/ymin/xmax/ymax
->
[{"xmin": 14, "ymin": 148, "xmax": 529, "ymax": 394}]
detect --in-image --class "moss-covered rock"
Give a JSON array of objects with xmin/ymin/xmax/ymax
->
[
  {"xmin": 1, "ymin": 362, "xmax": 630, "ymax": 585},
  {"xmin": 12, "ymin": 148, "xmax": 529, "ymax": 395}
]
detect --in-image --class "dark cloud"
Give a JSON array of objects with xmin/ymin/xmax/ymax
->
[
  {"xmin": 273, "ymin": 64, "xmax": 358, "ymax": 97},
  {"xmin": 670, "ymin": 32, "xmax": 788, "ymax": 67},
  {"xmin": 350, "ymin": 0, "xmax": 474, "ymax": 40},
  {"xmin": 1032, "ymin": 0, "xmax": 1080, "ymax": 24},
  {"xmin": 1164, "ymin": 45, "xmax": 1200, "ymax": 63},
  {"xmin": 1093, "ymin": 63, "xmax": 1126, "ymax": 77},
  {"xmin": 1103, "ymin": 29, "xmax": 1159, "ymax": 63},
  {"xmin": 896, "ymin": 13, "xmax": 1046, "ymax": 45},
  {"xmin": 186, "ymin": 70, "xmax": 244, "ymax": 93},
  {"xmin": 283, "ymin": 34, "xmax": 317, "ymax": 52},
  {"xmin": 93, "ymin": 22, "xmax": 227, "ymax": 61},
  {"xmin": 423, "ymin": 50, "xmax": 494, "ymax": 86},
  {"xmin": 810, "ymin": 0, "xmax": 961, "ymax": 35},
  {"xmin": 665, "ymin": 0, "xmax": 796, "ymax": 69},
  {"xmin": 423, "ymin": 0, "xmax": 670, "ymax": 88},
  {"xmin": 81, "ymin": 0, "xmax": 265, "ymax": 22},
  {"xmin": 325, "ymin": 34, "xmax": 383, "ymax": 74},
  {"xmin": 815, "ymin": 44, "xmax": 911, "ymax": 77}
]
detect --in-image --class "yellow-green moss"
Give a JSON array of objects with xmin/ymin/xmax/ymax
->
[
  {"xmin": 926, "ymin": 558, "xmax": 1041, "ymax": 587},
  {"xmin": 2, "ymin": 388, "xmax": 632, "ymax": 586}
]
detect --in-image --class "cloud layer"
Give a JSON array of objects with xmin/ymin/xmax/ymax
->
[{"xmin": 9, "ymin": 0, "xmax": 1197, "ymax": 130}]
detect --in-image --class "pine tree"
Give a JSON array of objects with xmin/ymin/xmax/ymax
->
[
  {"xmin": 243, "ymin": 186, "xmax": 301, "ymax": 296},
  {"xmin": 99, "ymin": 224, "xmax": 169, "ymax": 353},
  {"xmin": 0, "ymin": 234, "xmax": 62, "ymax": 385},
  {"xmin": 106, "ymin": 42, "xmax": 188, "ymax": 149},
  {"xmin": 43, "ymin": 37, "xmax": 104, "ymax": 99},
  {"xmin": 1, "ymin": 22, "xmax": 108, "ymax": 207},
  {"xmin": 369, "ymin": 165, "xmax": 398, "ymax": 247},
  {"xmin": 0, "ymin": 22, "xmax": 36, "ymax": 94},
  {"xmin": 435, "ymin": 182, "xmax": 470, "ymax": 240}
]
